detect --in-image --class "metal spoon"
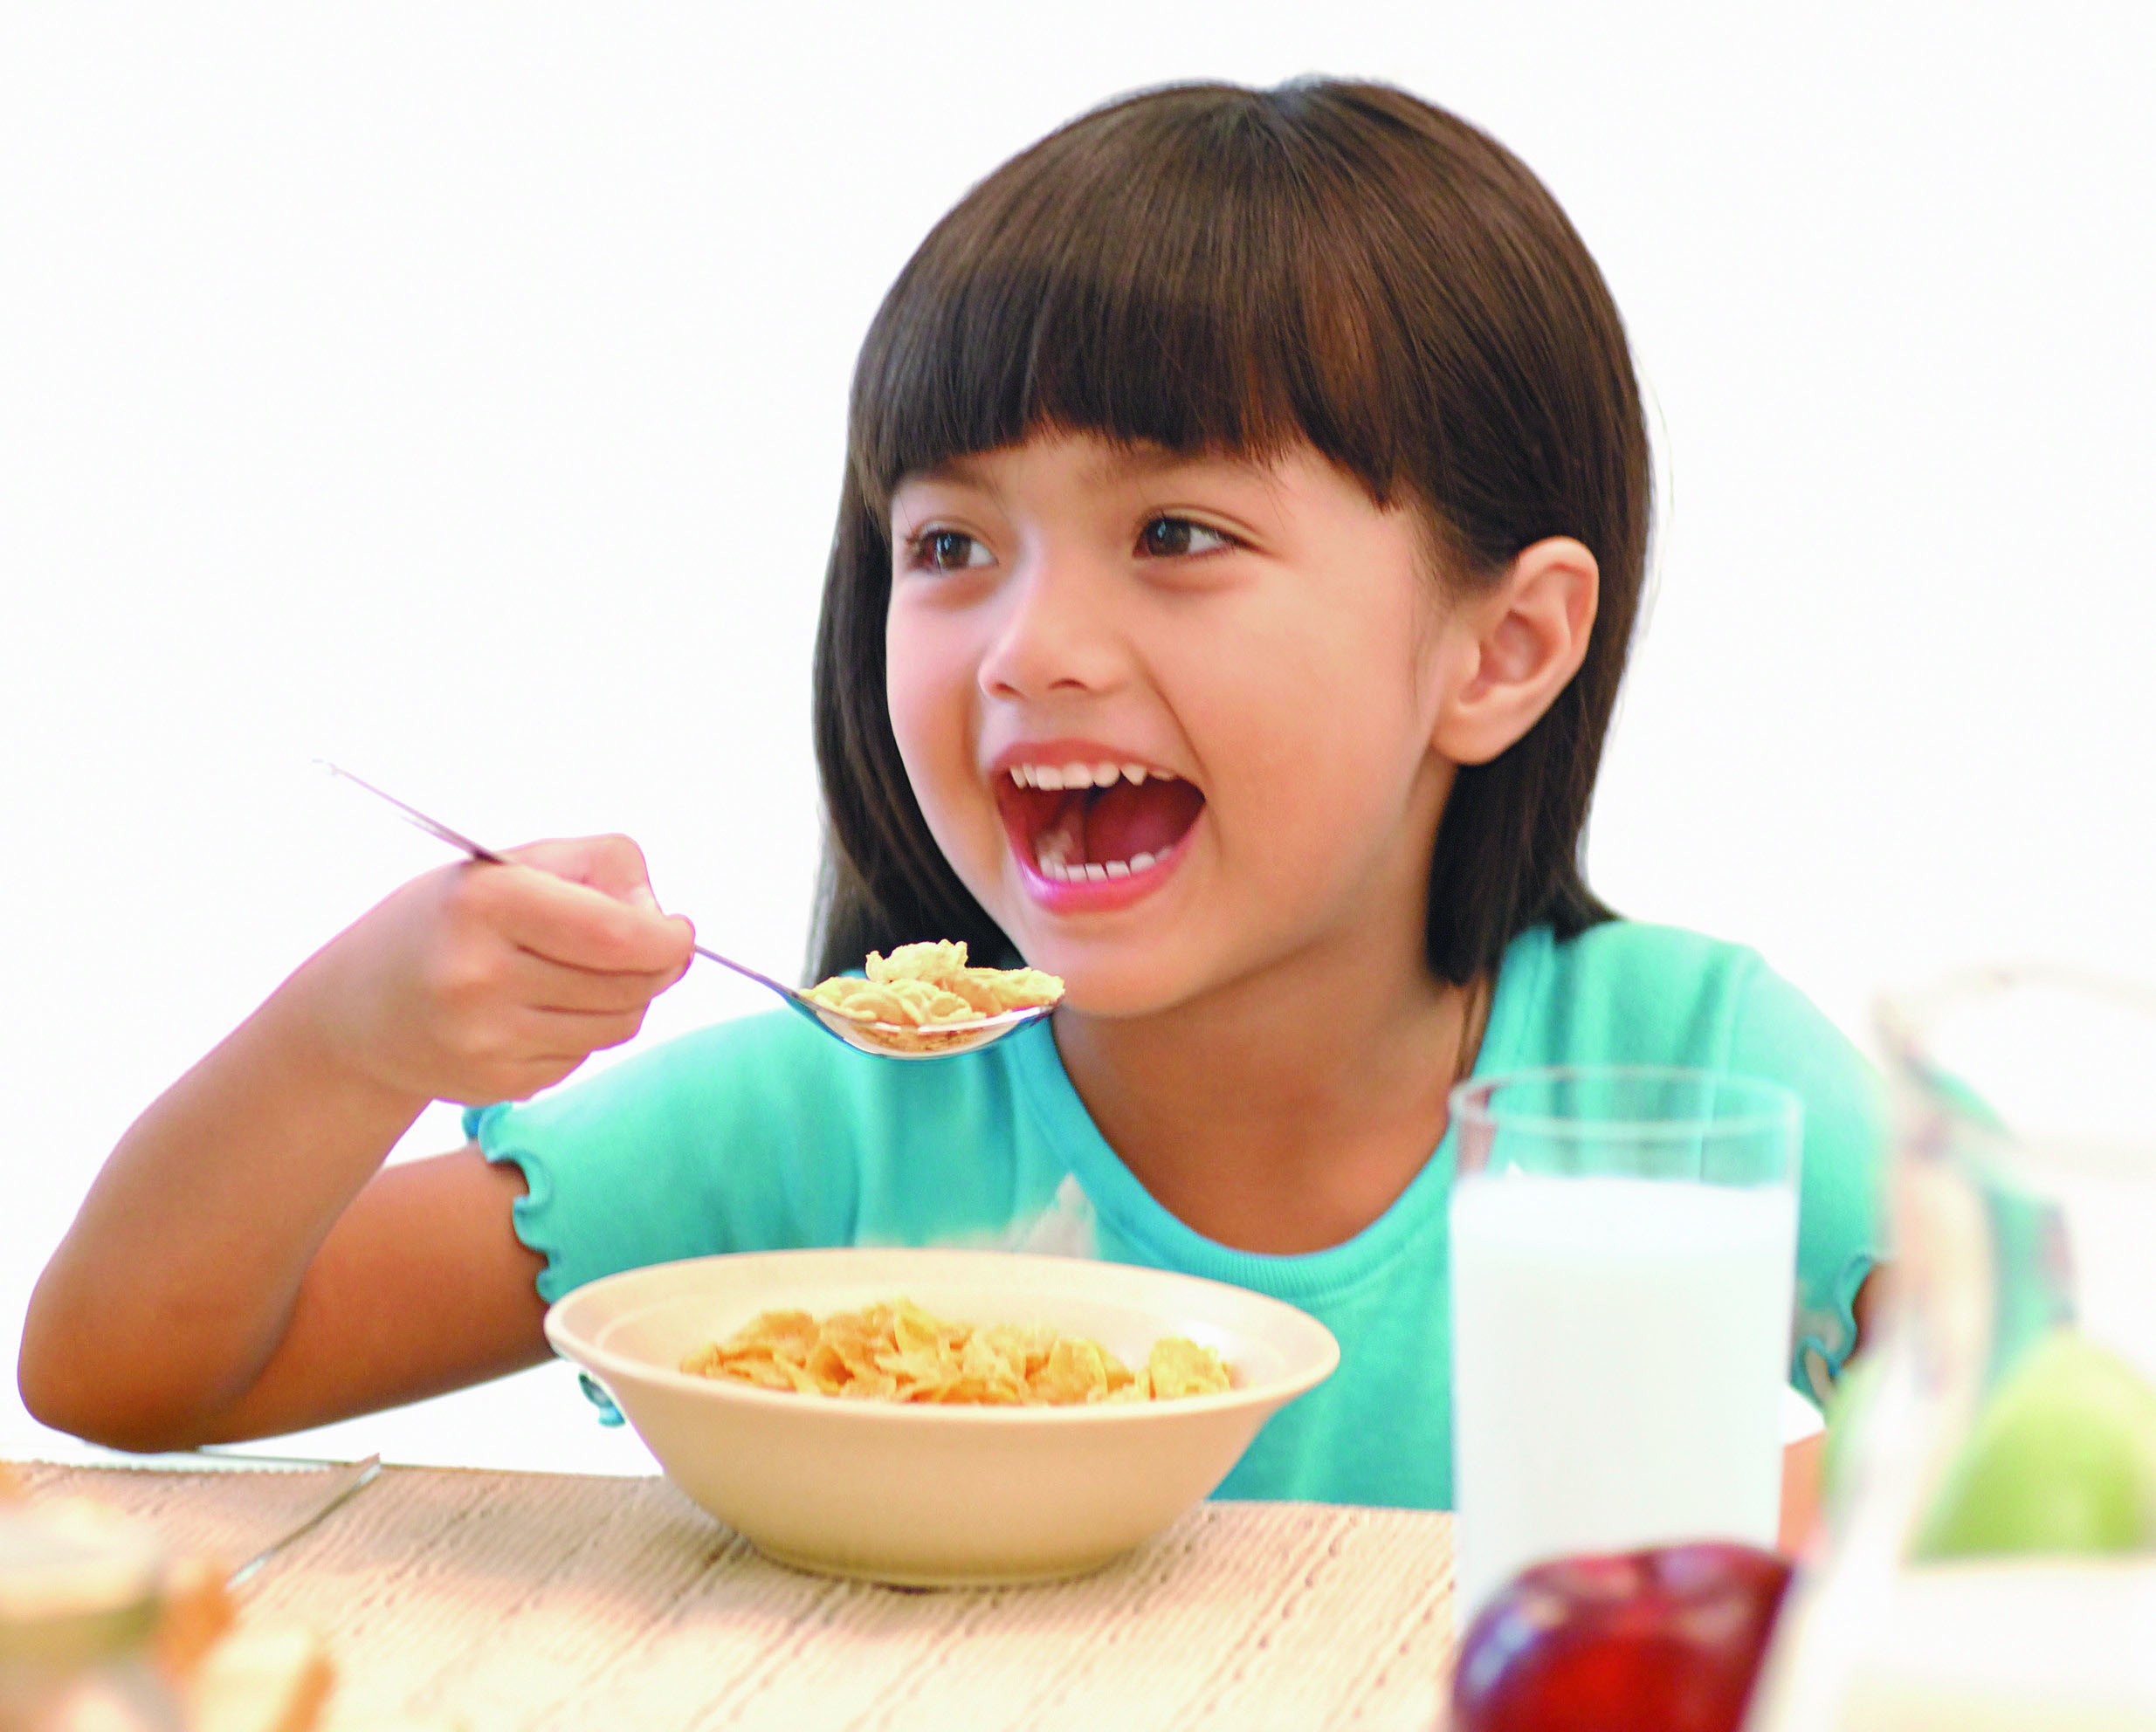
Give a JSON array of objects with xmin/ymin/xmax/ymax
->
[
  {"xmin": 225, "ymin": 1454, "xmax": 382, "ymax": 1589},
  {"xmin": 320, "ymin": 765, "xmax": 1056, "ymax": 1060}
]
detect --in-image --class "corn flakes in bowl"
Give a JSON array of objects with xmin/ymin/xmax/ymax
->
[{"xmin": 544, "ymin": 1248, "xmax": 1339, "ymax": 1585}]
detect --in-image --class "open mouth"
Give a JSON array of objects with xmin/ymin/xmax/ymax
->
[{"xmin": 994, "ymin": 759, "xmax": 1206, "ymax": 886}]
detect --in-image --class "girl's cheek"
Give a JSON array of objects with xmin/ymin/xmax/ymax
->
[
  {"xmin": 883, "ymin": 603, "xmax": 933, "ymax": 748},
  {"xmin": 883, "ymin": 665, "xmax": 939, "ymax": 807},
  {"xmin": 884, "ymin": 616, "xmax": 977, "ymax": 827}
]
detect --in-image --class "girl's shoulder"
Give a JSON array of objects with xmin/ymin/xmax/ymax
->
[
  {"xmin": 1496, "ymin": 920, "xmax": 1889, "ymax": 1339},
  {"xmin": 1496, "ymin": 918, "xmax": 1860, "ymax": 1083},
  {"xmin": 1533, "ymin": 913, "xmax": 1767, "ymax": 987}
]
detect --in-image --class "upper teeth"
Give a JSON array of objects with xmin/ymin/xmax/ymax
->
[{"xmin": 1009, "ymin": 761, "xmax": 1174, "ymax": 791}]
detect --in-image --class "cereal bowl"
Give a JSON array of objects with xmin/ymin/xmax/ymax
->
[{"xmin": 544, "ymin": 1247, "xmax": 1340, "ymax": 1586}]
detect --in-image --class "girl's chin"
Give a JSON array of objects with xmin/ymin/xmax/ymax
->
[
  {"xmin": 988, "ymin": 929, "xmax": 1216, "ymax": 1023},
  {"xmin": 1036, "ymin": 976, "xmax": 1195, "ymax": 1024},
  {"xmin": 967, "ymin": 829, "xmax": 1220, "ymax": 1014}
]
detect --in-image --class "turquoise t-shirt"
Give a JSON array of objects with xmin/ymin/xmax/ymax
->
[{"xmin": 469, "ymin": 920, "xmax": 1884, "ymax": 1509}]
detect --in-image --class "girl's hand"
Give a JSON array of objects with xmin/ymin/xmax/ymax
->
[{"xmin": 301, "ymin": 835, "xmax": 695, "ymax": 1107}]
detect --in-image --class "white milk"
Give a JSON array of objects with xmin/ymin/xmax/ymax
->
[{"xmin": 1450, "ymin": 1172, "xmax": 1798, "ymax": 1630}]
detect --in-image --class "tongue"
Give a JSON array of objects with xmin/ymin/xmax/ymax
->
[{"xmin": 1081, "ymin": 778, "xmax": 1204, "ymax": 864}]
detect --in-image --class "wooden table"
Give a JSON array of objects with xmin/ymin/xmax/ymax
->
[{"xmin": 10, "ymin": 1460, "xmax": 1456, "ymax": 1731}]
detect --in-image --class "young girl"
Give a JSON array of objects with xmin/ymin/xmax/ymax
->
[{"xmin": 20, "ymin": 79, "xmax": 1880, "ymax": 1509}]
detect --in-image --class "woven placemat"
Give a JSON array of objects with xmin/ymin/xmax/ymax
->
[{"xmin": 13, "ymin": 1461, "xmax": 1453, "ymax": 1731}]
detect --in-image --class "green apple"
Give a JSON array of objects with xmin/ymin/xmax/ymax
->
[{"xmin": 1919, "ymin": 1328, "xmax": 2156, "ymax": 1558}]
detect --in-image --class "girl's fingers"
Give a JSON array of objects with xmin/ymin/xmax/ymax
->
[
  {"xmin": 465, "ymin": 851, "xmax": 693, "ymax": 975},
  {"xmin": 449, "ymin": 1009, "xmax": 651, "ymax": 1101},
  {"xmin": 504, "ymin": 835, "xmax": 666, "ymax": 911},
  {"xmin": 499, "ymin": 946, "xmax": 678, "ymax": 1016},
  {"xmin": 517, "ymin": 1004, "xmax": 651, "ymax": 1061}
]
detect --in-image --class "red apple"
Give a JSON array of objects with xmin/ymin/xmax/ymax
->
[{"xmin": 1450, "ymin": 1543, "xmax": 1794, "ymax": 1732}]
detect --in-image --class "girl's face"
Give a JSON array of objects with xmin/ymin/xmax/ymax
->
[{"xmin": 885, "ymin": 432, "xmax": 1464, "ymax": 1017}]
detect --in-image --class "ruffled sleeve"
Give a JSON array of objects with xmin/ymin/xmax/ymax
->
[{"xmin": 1726, "ymin": 961, "xmax": 1889, "ymax": 1399}]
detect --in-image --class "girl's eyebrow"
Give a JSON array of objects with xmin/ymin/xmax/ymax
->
[
  {"xmin": 903, "ymin": 454, "xmax": 996, "ymax": 491},
  {"xmin": 1082, "ymin": 445, "xmax": 1272, "ymax": 488},
  {"xmin": 894, "ymin": 444, "xmax": 1273, "ymax": 504}
]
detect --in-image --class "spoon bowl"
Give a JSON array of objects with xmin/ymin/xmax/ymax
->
[
  {"xmin": 798, "ymin": 997, "xmax": 1054, "ymax": 1058},
  {"xmin": 695, "ymin": 945, "xmax": 1056, "ymax": 1058}
]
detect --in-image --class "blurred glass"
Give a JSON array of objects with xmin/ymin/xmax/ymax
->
[
  {"xmin": 1749, "ymin": 968, "xmax": 2156, "ymax": 1730},
  {"xmin": 0, "ymin": 1502, "xmax": 183, "ymax": 1732}
]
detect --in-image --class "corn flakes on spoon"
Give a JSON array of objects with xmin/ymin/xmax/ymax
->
[{"xmin": 322, "ymin": 766, "xmax": 1062, "ymax": 1059}]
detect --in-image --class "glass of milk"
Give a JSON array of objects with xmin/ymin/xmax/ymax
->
[{"xmin": 1448, "ymin": 1065, "xmax": 1801, "ymax": 1632}]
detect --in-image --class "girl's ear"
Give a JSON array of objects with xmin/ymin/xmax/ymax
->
[{"xmin": 1430, "ymin": 536, "xmax": 1600, "ymax": 766}]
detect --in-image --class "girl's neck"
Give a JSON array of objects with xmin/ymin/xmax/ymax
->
[{"xmin": 1050, "ymin": 922, "xmax": 1487, "ymax": 1257}]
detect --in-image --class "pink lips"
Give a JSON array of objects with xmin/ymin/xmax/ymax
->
[
  {"xmin": 987, "ymin": 736, "xmax": 1198, "ymax": 915},
  {"xmin": 1004, "ymin": 808, "xmax": 1197, "ymax": 913}
]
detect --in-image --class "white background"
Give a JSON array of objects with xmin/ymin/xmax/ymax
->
[{"xmin": 4, "ymin": 3, "xmax": 2152, "ymax": 1472}]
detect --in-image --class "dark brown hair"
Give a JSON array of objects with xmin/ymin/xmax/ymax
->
[{"xmin": 810, "ymin": 79, "xmax": 1650, "ymax": 986}]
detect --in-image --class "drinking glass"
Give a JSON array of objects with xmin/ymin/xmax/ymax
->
[
  {"xmin": 1747, "ymin": 968, "xmax": 2156, "ymax": 1730},
  {"xmin": 1449, "ymin": 1065, "xmax": 1803, "ymax": 1632}
]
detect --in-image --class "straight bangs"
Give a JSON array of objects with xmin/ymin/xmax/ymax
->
[{"xmin": 848, "ymin": 86, "xmax": 1420, "ymax": 525}]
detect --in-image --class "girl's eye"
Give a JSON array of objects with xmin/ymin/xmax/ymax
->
[
  {"xmin": 1138, "ymin": 517, "xmax": 1236, "ymax": 560},
  {"xmin": 908, "ymin": 528, "xmax": 995, "ymax": 573}
]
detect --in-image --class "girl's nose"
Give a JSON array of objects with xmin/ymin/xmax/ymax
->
[{"xmin": 976, "ymin": 551, "xmax": 1128, "ymax": 701}]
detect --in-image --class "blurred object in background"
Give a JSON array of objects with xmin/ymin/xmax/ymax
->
[
  {"xmin": 0, "ymin": 1499, "xmax": 185, "ymax": 1731},
  {"xmin": 1750, "ymin": 968, "xmax": 2156, "ymax": 1729}
]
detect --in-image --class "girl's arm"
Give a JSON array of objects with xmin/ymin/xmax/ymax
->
[{"xmin": 17, "ymin": 837, "xmax": 692, "ymax": 1451}]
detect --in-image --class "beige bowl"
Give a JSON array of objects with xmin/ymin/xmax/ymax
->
[{"xmin": 544, "ymin": 1247, "xmax": 1340, "ymax": 1586}]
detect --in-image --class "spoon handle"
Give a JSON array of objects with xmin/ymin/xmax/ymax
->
[
  {"xmin": 320, "ymin": 763, "xmax": 798, "ymax": 998},
  {"xmin": 685, "ymin": 942, "xmax": 795, "ymax": 998},
  {"xmin": 225, "ymin": 1454, "xmax": 382, "ymax": 1590},
  {"xmin": 320, "ymin": 763, "xmax": 512, "ymax": 865}
]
